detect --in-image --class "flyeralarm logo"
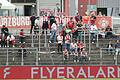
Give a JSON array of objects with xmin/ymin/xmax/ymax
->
[{"xmin": 0, "ymin": 66, "xmax": 120, "ymax": 79}]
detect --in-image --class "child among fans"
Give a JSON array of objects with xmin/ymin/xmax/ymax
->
[{"xmin": 19, "ymin": 29, "xmax": 25, "ymax": 43}]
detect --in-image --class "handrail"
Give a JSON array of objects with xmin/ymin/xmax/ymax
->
[{"xmin": 100, "ymin": 48, "xmax": 117, "ymax": 65}]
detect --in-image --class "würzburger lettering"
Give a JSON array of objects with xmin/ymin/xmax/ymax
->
[{"xmin": 0, "ymin": 17, "xmax": 30, "ymax": 27}]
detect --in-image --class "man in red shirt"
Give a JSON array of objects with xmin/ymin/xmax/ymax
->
[
  {"xmin": 67, "ymin": 17, "xmax": 75, "ymax": 30},
  {"xmin": 19, "ymin": 29, "xmax": 25, "ymax": 43}
]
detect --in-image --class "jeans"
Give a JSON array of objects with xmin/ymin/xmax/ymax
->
[
  {"xmin": 49, "ymin": 30, "xmax": 56, "ymax": 43},
  {"xmin": 115, "ymin": 48, "xmax": 120, "ymax": 55},
  {"xmin": 91, "ymin": 32, "xmax": 97, "ymax": 42},
  {"xmin": 65, "ymin": 43, "xmax": 70, "ymax": 52}
]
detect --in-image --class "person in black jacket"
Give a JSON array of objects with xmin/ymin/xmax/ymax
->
[
  {"xmin": 105, "ymin": 26, "xmax": 113, "ymax": 38},
  {"xmin": 42, "ymin": 15, "xmax": 48, "ymax": 34},
  {"xmin": 1, "ymin": 25, "xmax": 9, "ymax": 37},
  {"xmin": 106, "ymin": 40, "xmax": 114, "ymax": 55},
  {"xmin": 30, "ymin": 13, "xmax": 36, "ymax": 34}
]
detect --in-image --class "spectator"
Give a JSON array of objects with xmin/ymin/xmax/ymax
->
[
  {"xmin": 76, "ymin": 20, "xmax": 83, "ymax": 40},
  {"xmin": 62, "ymin": 15, "xmax": 67, "ymax": 28},
  {"xmin": 42, "ymin": 15, "xmax": 48, "ymax": 34},
  {"xmin": 57, "ymin": 33, "xmax": 63, "ymax": 53},
  {"xmin": 19, "ymin": 29, "xmax": 25, "ymax": 43},
  {"xmin": 77, "ymin": 41, "xmax": 84, "ymax": 53},
  {"xmin": 48, "ymin": 13, "xmax": 55, "ymax": 30},
  {"xmin": 63, "ymin": 48, "xmax": 69, "ymax": 61},
  {"xmin": 65, "ymin": 33, "xmax": 71, "ymax": 52},
  {"xmin": 89, "ymin": 24, "xmax": 98, "ymax": 43},
  {"xmin": 80, "ymin": 48, "xmax": 88, "ymax": 62},
  {"xmin": 90, "ymin": 12, "xmax": 96, "ymax": 26},
  {"xmin": 98, "ymin": 12, "xmax": 103, "ymax": 16},
  {"xmin": 67, "ymin": 17, "xmax": 75, "ymax": 30},
  {"xmin": 0, "ymin": 33, "xmax": 7, "ymax": 47},
  {"xmin": 89, "ymin": 12, "xmax": 97, "ymax": 43},
  {"xmin": 105, "ymin": 26, "xmax": 113, "ymax": 38},
  {"xmin": 76, "ymin": 20, "xmax": 83, "ymax": 28},
  {"xmin": 74, "ymin": 51, "xmax": 79, "ymax": 62},
  {"xmin": 7, "ymin": 34, "xmax": 15, "ymax": 47},
  {"xmin": 1, "ymin": 25, "xmax": 9, "ymax": 37},
  {"xmin": 18, "ymin": 44, "xmax": 27, "ymax": 57},
  {"xmin": 106, "ymin": 40, "xmax": 114, "ymax": 55},
  {"xmin": 49, "ymin": 20, "xmax": 57, "ymax": 44},
  {"xmin": 70, "ymin": 40, "xmax": 77, "ymax": 54},
  {"xmin": 75, "ymin": 13, "xmax": 82, "ymax": 23},
  {"xmin": 115, "ymin": 40, "xmax": 120, "ymax": 55},
  {"xmin": 34, "ymin": 17, "xmax": 40, "ymax": 34},
  {"xmin": 30, "ymin": 13, "xmax": 36, "ymax": 34},
  {"xmin": 98, "ymin": 28, "xmax": 105, "ymax": 38}
]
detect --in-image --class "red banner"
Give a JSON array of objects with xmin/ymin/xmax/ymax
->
[
  {"xmin": 95, "ymin": 16, "xmax": 112, "ymax": 28},
  {"xmin": 0, "ymin": 66, "xmax": 120, "ymax": 79},
  {"xmin": 0, "ymin": 16, "xmax": 112, "ymax": 29},
  {"xmin": 0, "ymin": 16, "xmax": 31, "ymax": 28}
]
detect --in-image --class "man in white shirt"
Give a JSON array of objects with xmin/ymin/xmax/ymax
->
[
  {"xmin": 49, "ymin": 20, "xmax": 57, "ymax": 44},
  {"xmin": 7, "ymin": 34, "xmax": 15, "ymax": 47},
  {"xmin": 34, "ymin": 17, "xmax": 40, "ymax": 34},
  {"xmin": 89, "ymin": 25, "xmax": 98, "ymax": 43}
]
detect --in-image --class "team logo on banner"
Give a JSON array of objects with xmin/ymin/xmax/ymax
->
[{"xmin": 96, "ymin": 16, "xmax": 112, "ymax": 28}]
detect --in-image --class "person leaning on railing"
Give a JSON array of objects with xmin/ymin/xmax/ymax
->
[
  {"xmin": 106, "ymin": 40, "xmax": 114, "ymax": 55},
  {"xmin": 80, "ymin": 48, "xmax": 88, "ymax": 62},
  {"xmin": 105, "ymin": 26, "xmax": 113, "ymax": 39}
]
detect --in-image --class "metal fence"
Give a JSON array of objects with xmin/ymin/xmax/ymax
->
[
  {"xmin": 100, "ymin": 48, "xmax": 117, "ymax": 65},
  {"xmin": 0, "ymin": 48, "xmax": 38, "ymax": 66}
]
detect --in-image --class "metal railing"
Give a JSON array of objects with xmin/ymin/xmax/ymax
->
[
  {"xmin": 0, "ymin": 48, "xmax": 38, "ymax": 66},
  {"xmin": 100, "ymin": 48, "xmax": 117, "ymax": 65}
]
